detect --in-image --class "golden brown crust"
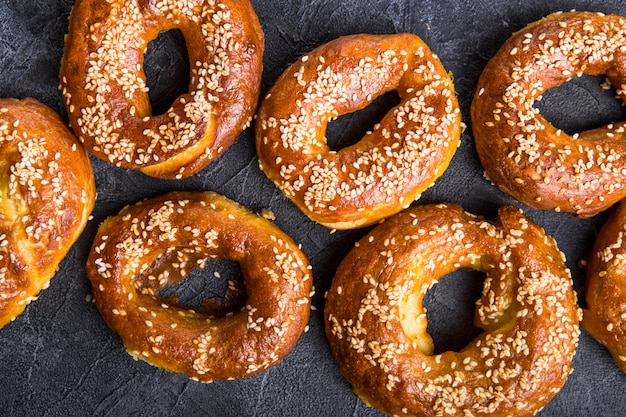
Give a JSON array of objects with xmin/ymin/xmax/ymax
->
[
  {"xmin": 325, "ymin": 203, "xmax": 581, "ymax": 417},
  {"xmin": 0, "ymin": 98, "xmax": 96, "ymax": 328},
  {"xmin": 584, "ymin": 200, "xmax": 626, "ymax": 372},
  {"xmin": 86, "ymin": 191, "xmax": 313, "ymax": 382},
  {"xmin": 60, "ymin": 0, "xmax": 264, "ymax": 179},
  {"xmin": 255, "ymin": 33, "xmax": 461, "ymax": 229},
  {"xmin": 471, "ymin": 11, "xmax": 626, "ymax": 217}
]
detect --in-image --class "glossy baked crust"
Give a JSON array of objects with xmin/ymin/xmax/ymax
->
[
  {"xmin": 325, "ymin": 203, "xmax": 581, "ymax": 417},
  {"xmin": 0, "ymin": 98, "xmax": 96, "ymax": 328},
  {"xmin": 60, "ymin": 0, "xmax": 264, "ymax": 179},
  {"xmin": 471, "ymin": 11, "xmax": 626, "ymax": 217},
  {"xmin": 86, "ymin": 191, "xmax": 313, "ymax": 382},
  {"xmin": 256, "ymin": 33, "xmax": 461, "ymax": 229},
  {"xmin": 584, "ymin": 200, "xmax": 626, "ymax": 372}
]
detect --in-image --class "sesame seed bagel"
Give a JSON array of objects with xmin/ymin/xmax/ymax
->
[
  {"xmin": 583, "ymin": 200, "xmax": 626, "ymax": 372},
  {"xmin": 325, "ymin": 203, "xmax": 581, "ymax": 417},
  {"xmin": 0, "ymin": 98, "xmax": 95, "ymax": 328},
  {"xmin": 86, "ymin": 191, "xmax": 313, "ymax": 382},
  {"xmin": 255, "ymin": 34, "xmax": 461, "ymax": 229},
  {"xmin": 60, "ymin": 0, "xmax": 264, "ymax": 179},
  {"xmin": 471, "ymin": 11, "xmax": 626, "ymax": 217}
]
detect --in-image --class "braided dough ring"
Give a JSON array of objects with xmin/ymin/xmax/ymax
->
[
  {"xmin": 325, "ymin": 204, "xmax": 581, "ymax": 417},
  {"xmin": 86, "ymin": 191, "xmax": 313, "ymax": 381},
  {"xmin": 471, "ymin": 11, "xmax": 626, "ymax": 217},
  {"xmin": 255, "ymin": 33, "xmax": 461, "ymax": 229},
  {"xmin": 0, "ymin": 98, "xmax": 95, "ymax": 328},
  {"xmin": 584, "ymin": 200, "xmax": 626, "ymax": 372},
  {"xmin": 60, "ymin": 0, "xmax": 264, "ymax": 179}
]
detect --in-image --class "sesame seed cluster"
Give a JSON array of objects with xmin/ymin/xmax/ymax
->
[
  {"xmin": 325, "ymin": 204, "xmax": 581, "ymax": 417},
  {"xmin": 60, "ymin": 0, "xmax": 264, "ymax": 179},
  {"xmin": 583, "ymin": 200, "xmax": 626, "ymax": 373},
  {"xmin": 255, "ymin": 33, "xmax": 462, "ymax": 229},
  {"xmin": 86, "ymin": 191, "xmax": 313, "ymax": 382},
  {"xmin": 471, "ymin": 11, "xmax": 626, "ymax": 217},
  {"xmin": 0, "ymin": 98, "xmax": 95, "ymax": 329}
]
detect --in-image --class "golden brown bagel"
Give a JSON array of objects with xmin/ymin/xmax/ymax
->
[
  {"xmin": 0, "ymin": 98, "xmax": 95, "ymax": 328},
  {"xmin": 584, "ymin": 200, "xmax": 626, "ymax": 372},
  {"xmin": 60, "ymin": 0, "xmax": 264, "ymax": 179},
  {"xmin": 86, "ymin": 191, "xmax": 313, "ymax": 382},
  {"xmin": 471, "ymin": 11, "xmax": 626, "ymax": 217},
  {"xmin": 255, "ymin": 33, "xmax": 461, "ymax": 229},
  {"xmin": 325, "ymin": 203, "xmax": 581, "ymax": 417}
]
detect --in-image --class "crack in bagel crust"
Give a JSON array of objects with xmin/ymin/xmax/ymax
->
[
  {"xmin": 584, "ymin": 200, "xmax": 626, "ymax": 372},
  {"xmin": 471, "ymin": 11, "xmax": 626, "ymax": 217},
  {"xmin": 0, "ymin": 98, "xmax": 96, "ymax": 328},
  {"xmin": 255, "ymin": 33, "xmax": 462, "ymax": 229},
  {"xmin": 324, "ymin": 204, "xmax": 581, "ymax": 417},
  {"xmin": 60, "ymin": 0, "xmax": 264, "ymax": 179},
  {"xmin": 86, "ymin": 191, "xmax": 313, "ymax": 382}
]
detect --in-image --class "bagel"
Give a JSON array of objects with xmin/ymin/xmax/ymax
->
[
  {"xmin": 325, "ymin": 203, "xmax": 581, "ymax": 417},
  {"xmin": 255, "ymin": 33, "xmax": 461, "ymax": 229},
  {"xmin": 471, "ymin": 11, "xmax": 626, "ymax": 217},
  {"xmin": 584, "ymin": 200, "xmax": 626, "ymax": 372},
  {"xmin": 0, "ymin": 98, "xmax": 95, "ymax": 328},
  {"xmin": 60, "ymin": 0, "xmax": 264, "ymax": 179},
  {"xmin": 86, "ymin": 191, "xmax": 313, "ymax": 381}
]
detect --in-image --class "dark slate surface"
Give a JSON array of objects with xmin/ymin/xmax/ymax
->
[{"xmin": 0, "ymin": 1, "xmax": 625, "ymax": 416}]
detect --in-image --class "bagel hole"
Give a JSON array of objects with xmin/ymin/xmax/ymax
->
[
  {"xmin": 159, "ymin": 258, "xmax": 246, "ymax": 317},
  {"xmin": 325, "ymin": 90, "xmax": 401, "ymax": 151},
  {"xmin": 423, "ymin": 269, "xmax": 485, "ymax": 354},
  {"xmin": 144, "ymin": 29, "xmax": 190, "ymax": 116},
  {"xmin": 534, "ymin": 74, "xmax": 626, "ymax": 135}
]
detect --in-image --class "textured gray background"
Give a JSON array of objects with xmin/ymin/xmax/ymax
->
[{"xmin": 0, "ymin": 0, "xmax": 625, "ymax": 416}]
